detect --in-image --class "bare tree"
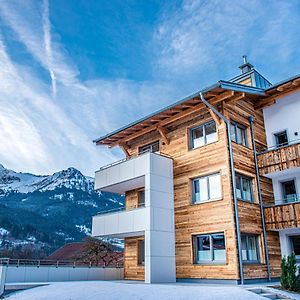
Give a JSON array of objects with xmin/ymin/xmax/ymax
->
[{"xmin": 81, "ymin": 237, "xmax": 119, "ymax": 266}]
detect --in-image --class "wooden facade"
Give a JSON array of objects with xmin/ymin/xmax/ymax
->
[
  {"xmin": 264, "ymin": 203, "xmax": 300, "ymax": 231},
  {"xmin": 257, "ymin": 142, "xmax": 300, "ymax": 176},
  {"xmin": 120, "ymin": 94, "xmax": 282, "ymax": 281},
  {"xmin": 96, "ymin": 75, "xmax": 300, "ymax": 282}
]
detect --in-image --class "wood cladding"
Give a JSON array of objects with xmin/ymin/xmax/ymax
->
[
  {"xmin": 121, "ymin": 95, "xmax": 281, "ymax": 280},
  {"xmin": 264, "ymin": 202, "xmax": 300, "ymax": 230},
  {"xmin": 257, "ymin": 142, "xmax": 300, "ymax": 175},
  {"xmin": 124, "ymin": 236, "xmax": 144, "ymax": 280}
]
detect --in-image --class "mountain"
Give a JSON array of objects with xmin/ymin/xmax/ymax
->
[{"xmin": 0, "ymin": 164, "xmax": 124, "ymax": 257}]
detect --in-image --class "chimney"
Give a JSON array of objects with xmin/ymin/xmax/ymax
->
[{"xmin": 239, "ymin": 55, "xmax": 254, "ymax": 74}]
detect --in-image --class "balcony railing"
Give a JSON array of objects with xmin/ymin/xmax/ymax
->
[
  {"xmin": 257, "ymin": 139, "xmax": 300, "ymax": 175},
  {"xmin": 98, "ymin": 150, "xmax": 171, "ymax": 171},
  {"xmin": 96, "ymin": 203, "xmax": 145, "ymax": 216},
  {"xmin": 0, "ymin": 258, "xmax": 123, "ymax": 268}
]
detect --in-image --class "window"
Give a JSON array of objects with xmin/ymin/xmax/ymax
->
[
  {"xmin": 194, "ymin": 233, "xmax": 226, "ymax": 263},
  {"xmin": 275, "ymin": 131, "xmax": 288, "ymax": 148},
  {"xmin": 192, "ymin": 173, "xmax": 221, "ymax": 204},
  {"xmin": 236, "ymin": 174, "xmax": 253, "ymax": 202},
  {"xmin": 282, "ymin": 180, "xmax": 297, "ymax": 203},
  {"xmin": 241, "ymin": 234, "xmax": 259, "ymax": 263},
  {"xmin": 230, "ymin": 122, "xmax": 247, "ymax": 147},
  {"xmin": 138, "ymin": 190, "xmax": 145, "ymax": 207},
  {"xmin": 290, "ymin": 236, "xmax": 300, "ymax": 262},
  {"xmin": 190, "ymin": 121, "xmax": 217, "ymax": 149},
  {"xmin": 138, "ymin": 240, "xmax": 145, "ymax": 265},
  {"xmin": 138, "ymin": 141, "xmax": 159, "ymax": 154}
]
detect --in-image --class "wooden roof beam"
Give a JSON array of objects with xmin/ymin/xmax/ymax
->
[
  {"xmin": 225, "ymin": 92, "xmax": 246, "ymax": 105},
  {"xmin": 108, "ymin": 90, "xmax": 236, "ymax": 147},
  {"xmin": 157, "ymin": 126, "xmax": 170, "ymax": 145}
]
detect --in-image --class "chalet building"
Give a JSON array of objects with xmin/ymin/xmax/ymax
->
[{"xmin": 91, "ymin": 57, "xmax": 300, "ymax": 284}]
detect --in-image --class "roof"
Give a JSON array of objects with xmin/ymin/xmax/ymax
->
[
  {"xmin": 94, "ymin": 73, "xmax": 300, "ymax": 147},
  {"xmin": 47, "ymin": 242, "xmax": 86, "ymax": 260}
]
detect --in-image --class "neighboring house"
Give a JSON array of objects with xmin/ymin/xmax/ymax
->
[
  {"xmin": 48, "ymin": 242, "xmax": 123, "ymax": 266},
  {"xmin": 91, "ymin": 57, "xmax": 300, "ymax": 283},
  {"xmin": 258, "ymin": 88, "xmax": 300, "ymax": 263}
]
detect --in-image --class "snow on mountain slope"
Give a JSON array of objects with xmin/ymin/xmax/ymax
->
[
  {"xmin": 0, "ymin": 165, "xmax": 94, "ymax": 195},
  {"xmin": 0, "ymin": 164, "xmax": 47, "ymax": 194}
]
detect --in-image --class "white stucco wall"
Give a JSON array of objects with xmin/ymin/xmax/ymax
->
[
  {"xmin": 279, "ymin": 228, "xmax": 300, "ymax": 258},
  {"xmin": 269, "ymin": 168, "xmax": 300, "ymax": 203},
  {"xmin": 263, "ymin": 90, "xmax": 300, "ymax": 148}
]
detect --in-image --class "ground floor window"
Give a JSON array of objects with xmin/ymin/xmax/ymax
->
[
  {"xmin": 138, "ymin": 240, "xmax": 145, "ymax": 265},
  {"xmin": 290, "ymin": 235, "xmax": 300, "ymax": 262},
  {"xmin": 194, "ymin": 233, "xmax": 226, "ymax": 263},
  {"xmin": 241, "ymin": 234, "xmax": 259, "ymax": 263}
]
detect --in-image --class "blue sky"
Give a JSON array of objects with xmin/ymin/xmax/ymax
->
[{"xmin": 0, "ymin": 0, "xmax": 299, "ymax": 176}]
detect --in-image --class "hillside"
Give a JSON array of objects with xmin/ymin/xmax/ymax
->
[{"xmin": 0, "ymin": 164, "xmax": 124, "ymax": 257}]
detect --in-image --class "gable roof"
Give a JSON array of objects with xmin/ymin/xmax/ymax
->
[{"xmin": 93, "ymin": 74, "xmax": 300, "ymax": 147}]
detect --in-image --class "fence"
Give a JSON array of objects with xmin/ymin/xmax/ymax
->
[{"xmin": 0, "ymin": 258, "xmax": 124, "ymax": 295}]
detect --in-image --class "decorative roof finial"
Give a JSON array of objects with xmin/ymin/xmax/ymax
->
[{"xmin": 239, "ymin": 55, "xmax": 253, "ymax": 74}]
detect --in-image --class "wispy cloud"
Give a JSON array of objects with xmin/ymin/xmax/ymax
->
[
  {"xmin": 42, "ymin": 0, "xmax": 56, "ymax": 97},
  {"xmin": 154, "ymin": 0, "xmax": 300, "ymax": 79},
  {"xmin": 0, "ymin": 1, "xmax": 179, "ymax": 176}
]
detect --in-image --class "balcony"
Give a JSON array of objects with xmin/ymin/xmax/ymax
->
[
  {"xmin": 92, "ymin": 152, "xmax": 176, "ymax": 283},
  {"xmin": 264, "ymin": 198, "xmax": 300, "ymax": 231},
  {"xmin": 95, "ymin": 151, "xmax": 173, "ymax": 194},
  {"xmin": 257, "ymin": 140, "xmax": 300, "ymax": 176}
]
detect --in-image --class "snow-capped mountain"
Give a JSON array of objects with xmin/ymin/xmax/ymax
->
[
  {"xmin": 0, "ymin": 165, "xmax": 94, "ymax": 195},
  {"xmin": 0, "ymin": 164, "xmax": 124, "ymax": 256}
]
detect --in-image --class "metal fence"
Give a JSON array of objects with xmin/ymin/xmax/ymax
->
[{"xmin": 0, "ymin": 258, "xmax": 123, "ymax": 268}]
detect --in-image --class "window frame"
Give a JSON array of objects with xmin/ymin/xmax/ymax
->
[
  {"xmin": 289, "ymin": 235, "xmax": 300, "ymax": 263},
  {"xmin": 193, "ymin": 232, "xmax": 226, "ymax": 264},
  {"xmin": 281, "ymin": 179, "xmax": 298, "ymax": 203},
  {"xmin": 230, "ymin": 121, "xmax": 248, "ymax": 147},
  {"xmin": 138, "ymin": 190, "xmax": 145, "ymax": 207},
  {"xmin": 274, "ymin": 130, "xmax": 289, "ymax": 148},
  {"xmin": 235, "ymin": 173, "xmax": 254, "ymax": 203},
  {"xmin": 137, "ymin": 239, "xmax": 145, "ymax": 266},
  {"xmin": 189, "ymin": 121, "xmax": 218, "ymax": 150},
  {"xmin": 192, "ymin": 172, "xmax": 222, "ymax": 204},
  {"xmin": 138, "ymin": 140, "xmax": 160, "ymax": 154},
  {"xmin": 241, "ymin": 234, "xmax": 260, "ymax": 264}
]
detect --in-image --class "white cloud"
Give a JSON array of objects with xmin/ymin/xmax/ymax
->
[
  {"xmin": 154, "ymin": 0, "xmax": 300, "ymax": 77},
  {"xmin": 0, "ymin": 1, "xmax": 179, "ymax": 176}
]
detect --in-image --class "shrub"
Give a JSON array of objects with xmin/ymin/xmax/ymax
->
[{"xmin": 281, "ymin": 253, "xmax": 300, "ymax": 292}]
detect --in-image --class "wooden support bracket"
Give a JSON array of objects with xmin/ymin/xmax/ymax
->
[
  {"xmin": 207, "ymin": 107, "xmax": 222, "ymax": 126},
  {"xmin": 119, "ymin": 142, "xmax": 130, "ymax": 159},
  {"xmin": 157, "ymin": 126, "xmax": 170, "ymax": 145}
]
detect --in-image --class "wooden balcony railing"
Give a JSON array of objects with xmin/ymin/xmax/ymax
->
[
  {"xmin": 257, "ymin": 141, "xmax": 300, "ymax": 175},
  {"xmin": 264, "ymin": 201, "xmax": 300, "ymax": 230}
]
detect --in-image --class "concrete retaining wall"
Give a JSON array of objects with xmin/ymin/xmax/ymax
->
[{"xmin": 4, "ymin": 265, "xmax": 123, "ymax": 283}]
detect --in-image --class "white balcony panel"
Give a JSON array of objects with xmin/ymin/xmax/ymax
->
[
  {"xmin": 95, "ymin": 152, "xmax": 172, "ymax": 194},
  {"xmin": 92, "ymin": 207, "xmax": 148, "ymax": 238}
]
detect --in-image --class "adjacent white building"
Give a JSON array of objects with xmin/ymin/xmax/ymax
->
[{"xmin": 262, "ymin": 90, "xmax": 300, "ymax": 261}]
